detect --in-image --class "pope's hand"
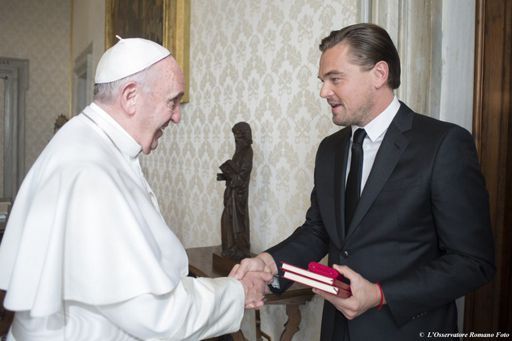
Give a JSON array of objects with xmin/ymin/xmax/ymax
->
[
  {"xmin": 312, "ymin": 265, "xmax": 384, "ymax": 320},
  {"xmin": 229, "ymin": 269, "xmax": 273, "ymax": 309},
  {"xmin": 229, "ymin": 253, "xmax": 277, "ymax": 309}
]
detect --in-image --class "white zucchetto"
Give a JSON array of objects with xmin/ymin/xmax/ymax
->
[{"xmin": 94, "ymin": 37, "xmax": 171, "ymax": 84}]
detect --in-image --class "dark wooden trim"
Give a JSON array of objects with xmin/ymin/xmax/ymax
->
[
  {"xmin": 472, "ymin": 0, "xmax": 485, "ymax": 157},
  {"xmin": 465, "ymin": 0, "xmax": 512, "ymax": 334},
  {"xmin": 0, "ymin": 290, "xmax": 14, "ymax": 337}
]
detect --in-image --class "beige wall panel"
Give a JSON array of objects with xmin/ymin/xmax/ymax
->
[{"xmin": 0, "ymin": 0, "xmax": 70, "ymax": 171}]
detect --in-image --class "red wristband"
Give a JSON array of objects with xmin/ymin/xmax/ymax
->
[{"xmin": 376, "ymin": 282, "xmax": 384, "ymax": 311}]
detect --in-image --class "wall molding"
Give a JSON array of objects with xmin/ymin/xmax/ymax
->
[{"xmin": 0, "ymin": 58, "xmax": 28, "ymax": 199}]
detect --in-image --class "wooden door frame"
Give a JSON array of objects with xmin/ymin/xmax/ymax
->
[{"xmin": 465, "ymin": 0, "xmax": 512, "ymax": 333}]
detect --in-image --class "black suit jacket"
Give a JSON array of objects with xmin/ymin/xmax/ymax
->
[{"xmin": 267, "ymin": 103, "xmax": 495, "ymax": 340}]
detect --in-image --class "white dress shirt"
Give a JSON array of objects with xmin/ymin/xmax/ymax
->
[{"xmin": 347, "ymin": 96, "xmax": 401, "ymax": 193}]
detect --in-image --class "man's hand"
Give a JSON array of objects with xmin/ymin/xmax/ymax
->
[
  {"xmin": 229, "ymin": 252, "xmax": 278, "ymax": 279},
  {"xmin": 229, "ymin": 270, "xmax": 273, "ymax": 309},
  {"xmin": 228, "ymin": 253, "xmax": 277, "ymax": 309},
  {"xmin": 313, "ymin": 265, "xmax": 384, "ymax": 320}
]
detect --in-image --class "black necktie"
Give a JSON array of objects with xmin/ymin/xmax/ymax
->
[{"xmin": 345, "ymin": 128, "xmax": 366, "ymax": 231}]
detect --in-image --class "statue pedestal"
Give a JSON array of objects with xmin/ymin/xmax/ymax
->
[{"xmin": 212, "ymin": 251, "xmax": 239, "ymax": 275}]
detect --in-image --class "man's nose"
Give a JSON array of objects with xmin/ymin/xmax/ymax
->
[{"xmin": 319, "ymin": 83, "xmax": 332, "ymax": 98}]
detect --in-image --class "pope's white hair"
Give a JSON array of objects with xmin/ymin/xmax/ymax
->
[{"xmin": 93, "ymin": 66, "xmax": 152, "ymax": 104}]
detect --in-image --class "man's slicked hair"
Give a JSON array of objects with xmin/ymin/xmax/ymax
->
[{"xmin": 319, "ymin": 23, "xmax": 401, "ymax": 89}]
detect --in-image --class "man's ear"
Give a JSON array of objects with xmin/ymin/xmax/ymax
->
[
  {"xmin": 372, "ymin": 61, "xmax": 389, "ymax": 89},
  {"xmin": 119, "ymin": 82, "xmax": 138, "ymax": 116}
]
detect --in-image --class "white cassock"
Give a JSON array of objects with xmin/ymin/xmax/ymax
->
[{"xmin": 0, "ymin": 103, "xmax": 244, "ymax": 341}]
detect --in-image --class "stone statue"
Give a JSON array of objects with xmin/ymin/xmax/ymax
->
[
  {"xmin": 54, "ymin": 114, "xmax": 69, "ymax": 133},
  {"xmin": 217, "ymin": 122, "xmax": 253, "ymax": 261}
]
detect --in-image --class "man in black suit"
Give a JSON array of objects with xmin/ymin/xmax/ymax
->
[{"xmin": 231, "ymin": 23, "xmax": 495, "ymax": 340}]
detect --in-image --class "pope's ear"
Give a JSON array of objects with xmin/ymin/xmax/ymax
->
[{"xmin": 119, "ymin": 81, "xmax": 138, "ymax": 116}]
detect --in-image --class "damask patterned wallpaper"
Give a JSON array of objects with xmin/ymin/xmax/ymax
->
[
  {"xmin": 141, "ymin": 0, "xmax": 358, "ymax": 338},
  {"xmin": 0, "ymin": 0, "xmax": 70, "ymax": 171},
  {"xmin": 0, "ymin": 82, "xmax": 4, "ymax": 195}
]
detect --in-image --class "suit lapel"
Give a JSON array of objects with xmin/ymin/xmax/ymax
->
[{"xmin": 345, "ymin": 104, "xmax": 413, "ymax": 241}]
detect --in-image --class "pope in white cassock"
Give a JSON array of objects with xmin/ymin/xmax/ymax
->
[{"xmin": 0, "ymin": 38, "xmax": 271, "ymax": 340}]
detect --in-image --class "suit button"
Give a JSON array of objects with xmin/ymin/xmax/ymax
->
[{"xmin": 343, "ymin": 250, "xmax": 349, "ymax": 258}]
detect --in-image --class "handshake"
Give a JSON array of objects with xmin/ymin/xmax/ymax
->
[
  {"xmin": 228, "ymin": 253, "xmax": 278, "ymax": 309},
  {"xmin": 227, "ymin": 253, "xmax": 382, "ymax": 320}
]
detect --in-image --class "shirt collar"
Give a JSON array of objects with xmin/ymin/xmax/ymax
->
[
  {"xmin": 351, "ymin": 96, "xmax": 400, "ymax": 142},
  {"xmin": 83, "ymin": 103, "xmax": 142, "ymax": 158}
]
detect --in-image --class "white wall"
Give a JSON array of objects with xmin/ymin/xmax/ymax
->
[
  {"xmin": 0, "ymin": 81, "xmax": 4, "ymax": 196},
  {"xmin": 71, "ymin": 0, "xmax": 106, "ymax": 115},
  {"xmin": 439, "ymin": 0, "xmax": 475, "ymax": 132},
  {"xmin": 439, "ymin": 0, "xmax": 476, "ymax": 331},
  {"xmin": 0, "ymin": 0, "xmax": 70, "ymax": 171}
]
